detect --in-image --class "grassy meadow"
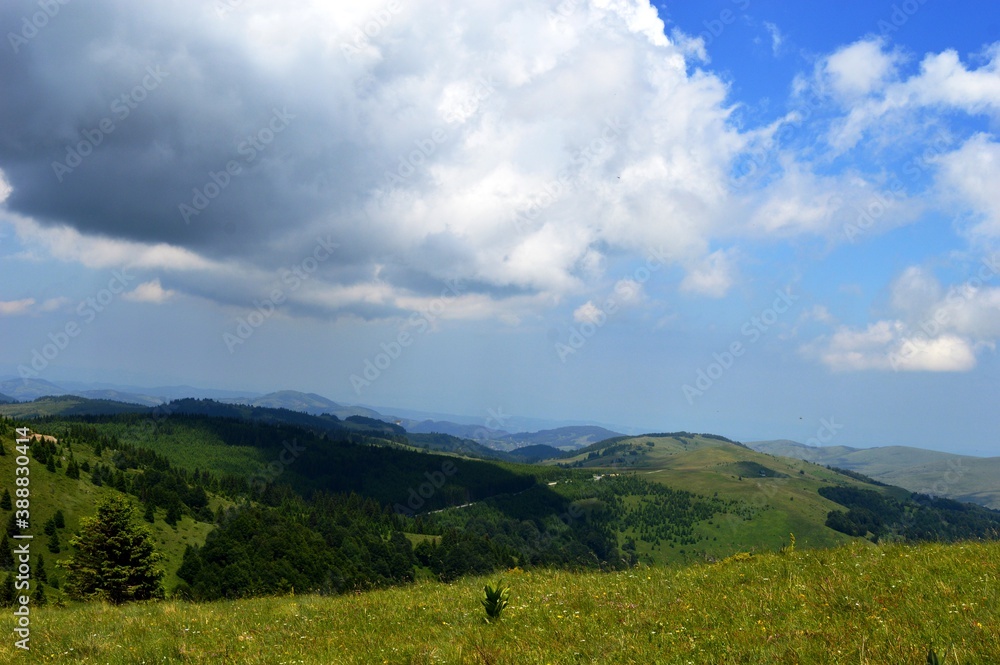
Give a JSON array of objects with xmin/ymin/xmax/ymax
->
[{"xmin": 3, "ymin": 540, "xmax": 996, "ymax": 664}]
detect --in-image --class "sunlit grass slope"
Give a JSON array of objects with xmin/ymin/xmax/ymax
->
[
  {"xmin": 3, "ymin": 540, "xmax": 996, "ymax": 664},
  {"xmin": 553, "ymin": 434, "xmax": 910, "ymax": 563}
]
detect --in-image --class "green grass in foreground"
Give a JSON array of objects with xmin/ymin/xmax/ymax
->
[{"xmin": 3, "ymin": 540, "xmax": 997, "ymax": 663}]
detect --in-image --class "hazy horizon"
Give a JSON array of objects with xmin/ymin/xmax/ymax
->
[{"xmin": 2, "ymin": 374, "xmax": 997, "ymax": 458}]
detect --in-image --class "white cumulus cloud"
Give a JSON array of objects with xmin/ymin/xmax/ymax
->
[
  {"xmin": 0, "ymin": 299, "xmax": 35, "ymax": 316},
  {"xmin": 935, "ymin": 133, "xmax": 1000, "ymax": 238},
  {"xmin": 823, "ymin": 38, "xmax": 901, "ymax": 101},
  {"xmin": 829, "ymin": 42, "xmax": 1000, "ymax": 150},
  {"xmin": 810, "ymin": 321, "xmax": 977, "ymax": 372},
  {"xmin": 573, "ymin": 300, "xmax": 605, "ymax": 324},
  {"xmin": 679, "ymin": 248, "xmax": 737, "ymax": 298},
  {"xmin": 803, "ymin": 264, "xmax": 1000, "ymax": 372},
  {"xmin": 124, "ymin": 279, "xmax": 177, "ymax": 304}
]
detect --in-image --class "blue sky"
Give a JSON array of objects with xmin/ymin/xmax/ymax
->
[{"xmin": 1, "ymin": 0, "xmax": 999, "ymax": 455}]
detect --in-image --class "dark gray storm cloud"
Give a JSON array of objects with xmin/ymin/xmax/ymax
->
[
  {"xmin": 1, "ymin": 0, "xmax": 748, "ymax": 317},
  {"xmin": 1, "ymin": 0, "xmax": 382, "ymax": 261}
]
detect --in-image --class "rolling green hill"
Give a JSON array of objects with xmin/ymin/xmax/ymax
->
[
  {"xmin": 3, "ymin": 539, "xmax": 996, "ymax": 663},
  {"xmin": 24, "ymin": 413, "xmax": 533, "ymax": 511},
  {"xmin": 406, "ymin": 431, "xmax": 512, "ymax": 460},
  {"xmin": 749, "ymin": 440, "xmax": 1000, "ymax": 509},
  {"xmin": 0, "ymin": 420, "xmax": 220, "ymax": 598},
  {"xmin": 548, "ymin": 433, "xmax": 927, "ymax": 561},
  {"xmin": 505, "ymin": 443, "xmax": 566, "ymax": 461}
]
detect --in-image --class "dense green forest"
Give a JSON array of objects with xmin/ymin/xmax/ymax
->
[
  {"xmin": 176, "ymin": 496, "xmax": 416, "ymax": 600},
  {"xmin": 820, "ymin": 485, "xmax": 1000, "ymax": 542}
]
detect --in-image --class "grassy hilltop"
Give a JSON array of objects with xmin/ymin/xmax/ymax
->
[
  {"xmin": 549, "ymin": 432, "xmax": 906, "ymax": 563},
  {"xmin": 1, "ymin": 540, "xmax": 997, "ymax": 664}
]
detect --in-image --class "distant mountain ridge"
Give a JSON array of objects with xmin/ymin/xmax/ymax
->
[
  {"xmin": 0, "ymin": 394, "xmax": 152, "ymax": 417},
  {"xmin": 406, "ymin": 420, "xmax": 510, "ymax": 439},
  {"xmin": 0, "ymin": 378, "xmax": 261, "ymax": 405},
  {"xmin": 54, "ymin": 381, "xmax": 261, "ymax": 401},
  {"xmin": 220, "ymin": 390, "xmax": 390, "ymax": 421},
  {"xmin": 1, "ymin": 380, "xmax": 629, "ymax": 439},
  {"xmin": 220, "ymin": 390, "xmax": 340, "ymax": 414},
  {"xmin": 748, "ymin": 439, "xmax": 1000, "ymax": 510},
  {"xmin": 497, "ymin": 425, "xmax": 623, "ymax": 451},
  {"xmin": 403, "ymin": 421, "xmax": 621, "ymax": 452},
  {"xmin": 0, "ymin": 377, "xmax": 68, "ymax": 401},
  {"xmin": 0, "ymin": 382, "xmax": 388, "ymax": 421},
  {"xmin": 5, "ymin": 382, "xmax": 993, "ymax": 512},
  {"xmin": 0, "ymin": 395, "xmax": 405, "ymax": 441},
  {"xmin": 0, "ymin": 393, "xmax": 609, "ymax": 461},
  {"xmin": 70, "ymin": 389, "xmax": 164, "ymax": 406}
]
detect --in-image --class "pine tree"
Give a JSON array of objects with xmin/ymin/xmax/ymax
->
[
  {"xmin": 35, "ymin": 584, "xmax": 47, "ymax": 607},
  {"xmin": 36, "ymin": 554, "xmax": 47, "ymax": 583},
  {"xmin": 90, "ymin": 466, "xmax": 102, "ymax": 486},
  {"xmin": 63, "ymin": 496, "xmax": 164, "ymax": 603},
  {"xmin": 54, "ymin": 510, "xmax": 65, "ymax": 529},
  {"xmin": 47, "ymin": 531, "xmax": 60, "ymax": 554},
  {"xmin": 0, "ymin": 533, "xmax": 13, "ymax": 570},
  {"xmin": 5, "ymin": 512, "xmax": 18, "ymax": 538},
  {"xmin": 165, "ymin": 503, "xmax": 181, "ymax": 527},
  {"xmin": 0, "ymin": 574, "xmax": 14, "ymax": 607},
  {"xmin": 176, "ymin": 544, "xmax": 201, "ymax": 583},
  {"xmin": 0, "ymin": 489, "xmax": 10, "ymax": 511},
  {"xmin": 46, "ymin": 456, "xmax": 56, "ymax": 473},
  {"xmin": 44, "ymin": 518, "xmax": 56, "ymax": 536},
  {"xmin": 144, "ymin": 504, "xmax": 155, "ymax": 523},
  {"xmin": 66, "ymin": 459, "xmax": 80, "ymax": 480},
  {"xmin": 80, "ymin": 460, "xmax": 90, "ymax": 473}
]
